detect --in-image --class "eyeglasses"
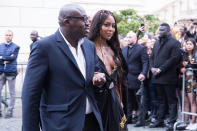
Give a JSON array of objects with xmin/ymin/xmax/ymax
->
[{"xmin": 66, "ymin": 16, "xmax": 88, "ymax": 22}]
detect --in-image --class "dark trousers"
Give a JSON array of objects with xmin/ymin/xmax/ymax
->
[
  {"xmin": 83, "ymin": 113, "xmax": 100, "ymax": 131},
  {"xmin": 127, "ymin": 88, "xmax": 138, "ymax": 118},
  {"xmin": 144, "ymin": 79, "xmax": 157, "ymax": 116},
  {"xmin": 155, "ymin": 84, "xmax": 178, "ymax": 123}
]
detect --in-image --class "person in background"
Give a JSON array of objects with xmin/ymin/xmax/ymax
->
[
  {"xmin": 122, "ymin": 31, "xmax": 148, "ymax": 127},
  {"xmin": 186, "ymin": 20, "xmax": 197, "ymax": 39},
  {"xmin": 119, "ymin": 35, "xmax": 127, "ymax": 49},
  {"xmin": 143, "ymin": 39, "xmax": 158, "ymax": 124},
  {"xmin": 30, "ymin": 30, "xmax": 39, "ymax": 51},
  {"xmin": 0, "ymin": 29, "xmax": 20, "ymax": 118},
  {"xmin": 180, "ymin": 38, "xmax": 197, "ymax": 131},
  {"xmin": 178, "ymin": 25, "xmax": 188, "ymax": 46},
  {"xmin": 171, "ymin": 22, "xmax": 180, "ymax": 40},
  {"xmin": 149, "ymin": 23, "xmax": 181, "ymax": 131}
]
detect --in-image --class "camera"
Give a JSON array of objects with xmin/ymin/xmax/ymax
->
[{"xmin": 140, "ymin": 23, "xmax": 144, "ymax": 27}]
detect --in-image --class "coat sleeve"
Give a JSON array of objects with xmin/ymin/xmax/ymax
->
[
  {"xmin": 22, "ymin": 41, "xmax": 48, "ymax": 131},
  {"xmin": 2, "ymin": 47, "xmax": 20, "ymax": 61},
  {"xmin": 149, "ymin": 42, "xmax": 156, "ymax": 69},
  {"xmin": 140, "ymin": 46, "xmax": 149, "ymax": 76}
]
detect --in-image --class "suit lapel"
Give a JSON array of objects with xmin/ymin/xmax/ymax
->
[
  {"xmin": 55, "ymin": 30, "xmax": 80, "ymax": 72},
  {"xmin": 81, "ymin": 41, "xmax": 91, "ymax": 82}
]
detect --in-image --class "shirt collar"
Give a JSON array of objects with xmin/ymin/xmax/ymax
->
[
  {"xmin": 128, "ymin": 43, "xmax": 136, "ymax": 48},
  {"xmin": 5, "ymin": 42, "xmax": 12, "ymax": 45},
  {"xmin": 59, "ymin": 28, "xmax": 84, "ymax": 48}
]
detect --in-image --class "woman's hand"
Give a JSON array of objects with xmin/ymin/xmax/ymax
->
[{"xmin": 92, "ymin": 72, "xmax": 106, "ymax": 86}]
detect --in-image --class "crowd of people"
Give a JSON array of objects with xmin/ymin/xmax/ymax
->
[
  {"xmin": 119, "ymin": 18, "xmax": 197, "ymax": 130},
  {"xmin": 0, "ymin": 3, "xmax": 197, "ymax": 131}
]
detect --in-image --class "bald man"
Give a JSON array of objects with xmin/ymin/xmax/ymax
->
[
  {"xmin": 30, "ymin": 30, "xmax": 39, "ymax": 51},
  {"xmin": 22, "ymin": 4, "xmax": 104, "ymax": 131},
  {"xmin": 122, "ymin": 31, "xmax": 148, "ymax": 126},
  {"xmin": 0, "ymin": 30, "xmax": 20, "ymax": 118}
]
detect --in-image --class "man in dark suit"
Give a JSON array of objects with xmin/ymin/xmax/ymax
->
[
  {"xmin": 30, "ymin": 30, "xmax": 39, "ymax": 51},
  {"xmin": 122, "ymin": 31, "xmax": 149, "ymax": 126},
  {"xmin": 149, "ymin": 23, "xmax": 181, "ymax": 131},
  {"xmin": 22, "ymin": 4, "xmax": 105, "ymax": 131}
]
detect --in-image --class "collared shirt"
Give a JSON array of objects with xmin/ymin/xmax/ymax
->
[
  {"xmin": 5, "ymin": 42, "xmax": 11, "ymax": 45},
  {"xmin": 59, "ymin": 29, "xmax": 92, "ymax": 114}
]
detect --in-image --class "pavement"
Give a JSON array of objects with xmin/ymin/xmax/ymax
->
[
  {"xmin": 0, "ymin": 99, "xmax": 22, "ymax": 131},
  {"xmin": 0, "ymin": 69, "xmax": 190, "ymax": 131},
  {"xmin": 0, "ymin": 98, "xmax": 169, "ymax": 131}
]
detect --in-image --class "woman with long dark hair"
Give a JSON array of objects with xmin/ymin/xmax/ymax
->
[
  {"xmin": 180, "ymin": 38, "xmax": 197, "ymax": 130},
  {"xmin": 88, "ymin": 10, "xmax": 128, "ymax": 131}
]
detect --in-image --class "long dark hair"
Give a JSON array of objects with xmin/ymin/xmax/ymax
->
[
  {"xmin": 88, "ymin": 10, "xmax": 128, "ymax": 88},
  {"xmin": 183, "ymin": 38, "xmax": 197, "ymax": 62}
]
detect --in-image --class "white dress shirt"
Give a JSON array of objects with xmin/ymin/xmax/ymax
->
[{"xmin": 59, "ymin": 29, "xmax": 92, "ymax": 114}]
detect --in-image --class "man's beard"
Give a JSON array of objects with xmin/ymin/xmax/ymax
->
[
  {"xmin": 159, "ymin": 34, "xmax": 169, "ymax": 40},
  {"xmin": 128, "ymin": 42, "xmax": 135, "ymax": 46},
  {"xmin": 5, "ymin": 40, "xmax": 11, "ymax": 44}
]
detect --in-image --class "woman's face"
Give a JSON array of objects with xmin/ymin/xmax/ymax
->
[
  {"xmin": 100, "ymin": 15, "xmax": 116, "ymax": 40},
  {"xmin": 185, "ymin": 41, "xmax": 194, "ymax": 51}
]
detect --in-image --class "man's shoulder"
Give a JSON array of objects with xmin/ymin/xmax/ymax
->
[
  {"xmin": 168, "ymin": 37, "xmax": 181, "ymax": 47},
  {"xmin": 169, "ymin": 36, "xmax": 179, "ymax": 42},
  {"xmin": 135, "ymin": 43, "xmax": 146, "ymax": 51},
  {"xmin": 122, "ymin": 45, "xmax": 128, "ymax": 51},
  {"xmin": 83, "ymin": 38, "xmax": 96, "ymax": 50},
  {"xmin": 39, "ymin": 34, "xmax": 55, "ymax": 43},
  {"xmin": 11, "ymin": 42, "xmax": 20, "ymax": 48},
  {"xmin": 0, "ymin": 43, "xmax": 5, "ymax": 46},
  {"xmin": 83, "ymin": 38, "xmax": 94, "ymax": 46},
  {"xmin": 136, "ymin": 43, "xmax": 145, "ymax": 48},
  {"xmin": 31, "ymin": 34, "xmax": 55, "ymax": 52},
  {"xmin": 34, "ymin": 34, "xmax": 55, "ymax": 46}
]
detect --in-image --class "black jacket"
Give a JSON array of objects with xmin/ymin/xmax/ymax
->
[
  {"xmin": 150, "ymin": 36, "xmax": 181, "ymax": 85},
  {"xmin": 122, "ymin": 43, "xmax": 149, "ymax": 89}
]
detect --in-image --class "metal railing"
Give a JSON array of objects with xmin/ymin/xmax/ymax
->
[
  {"xmin": 174, "ymin": 67, "xmax": 197, "ymax": 130},
  {"xmin": 2, "ymin": 63, "xmax": 27, "ymax": 109}
]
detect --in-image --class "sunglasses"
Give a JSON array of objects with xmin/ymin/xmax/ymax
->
[{"xmin": 66, "ymin": 16, "xmax": 88, "ymax": 22}]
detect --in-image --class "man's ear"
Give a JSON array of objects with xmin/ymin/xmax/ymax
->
[{"xmin": 63, "ymin": 18, "xmax": 70, "ymax": 25}]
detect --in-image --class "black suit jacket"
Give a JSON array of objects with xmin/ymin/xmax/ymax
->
[
  {"xmin": 22, "ymin": 30, "xmax": 103, "ymax": 131},
  {"xmin": 122, "ymin": 43, "xmax": 148, "ymax": 89},
  {"xmin": 150, "ymin": 36, "xmax": 181, "ymax": 85}
]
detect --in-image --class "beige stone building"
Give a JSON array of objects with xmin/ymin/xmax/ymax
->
[
  {"xmin": 1, "ymin": 0, "xmax": 194, "ymax": 63},
  {"xmin": 155, "ymin": 0, "xmax": 197, "ymax": 24},
  {"xmin": 0, "ymin": 0, "xmax": 146, "ymax": 63}
]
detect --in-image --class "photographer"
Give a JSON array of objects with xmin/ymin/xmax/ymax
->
[
  {"xmin": 186, "ymin": 20, "xmax": 197, "ymax": 39},
  {"xmin": 136, "ymin": 23, "xmax": 145, "ymax": 40}
]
